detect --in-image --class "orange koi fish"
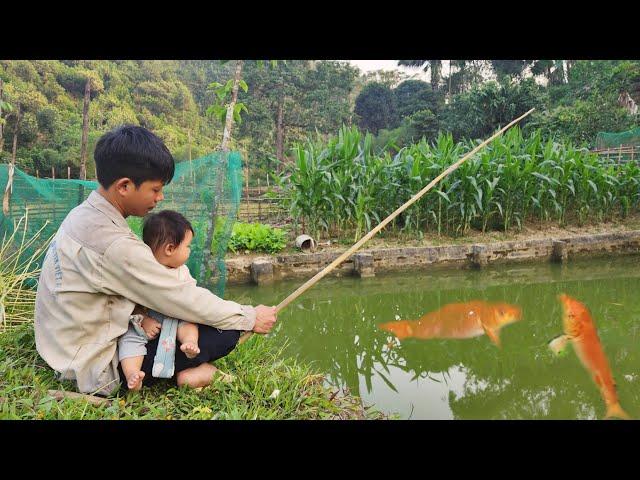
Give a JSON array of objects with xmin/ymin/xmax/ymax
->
[
  {"xmin": 549, "ymin": 294, "xmax": 630, "ymax": 420},
  {"xmin": 377, "ymin": 301, "xmax": 522, "ymax": 347}
]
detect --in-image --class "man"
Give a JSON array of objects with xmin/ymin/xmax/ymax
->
[{"xmin": 35, "ymin": 125, "xmax": 277, "ymax": 395}]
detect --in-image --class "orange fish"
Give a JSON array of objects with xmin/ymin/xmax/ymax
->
[
  {"xmin": 550, "ymin": 294, "xmax": 630, "ymax": 420},
  {"xmin": 377, "ymin": 301, "xmax": 522, "ymax": 347}
]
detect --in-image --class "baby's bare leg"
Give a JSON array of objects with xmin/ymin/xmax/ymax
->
[
  {"xmin": 120, "ymin": 356, "xmax": 145, "ymax": 391},
  {"xmin": 178, "ymin": 322, "xmax": 200, "ymax": 359}
]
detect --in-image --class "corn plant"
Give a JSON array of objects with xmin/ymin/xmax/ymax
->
[{"xmin": 280, "ymin": 125, "xmax": 640, "ymax": 240}]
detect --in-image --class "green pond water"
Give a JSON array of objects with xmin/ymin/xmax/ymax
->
[{"xmin": 225, "ymin": 255, "xmax": 640, "ymax": 419}]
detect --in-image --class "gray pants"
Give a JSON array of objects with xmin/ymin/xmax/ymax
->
[{"xmin": 118, "ymin": 314, "xmax": 189, "ymax": 361}]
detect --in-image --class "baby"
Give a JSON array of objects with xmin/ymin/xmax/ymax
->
[{"xmin": 118, "ymin": 210, "xmax": 200, "ymax": 390}]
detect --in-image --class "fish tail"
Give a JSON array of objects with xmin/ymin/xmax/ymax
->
[{"xmin": 605, "ymin": 403, "xmax": 631, "ymax": 420}]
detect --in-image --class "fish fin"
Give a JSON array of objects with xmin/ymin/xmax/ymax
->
[
  {"xmin": 548, "ymin": 334, "xmax": 570, "ymax": 356},
  {"xmin": 483, "ymin": 326, "xmax": 501, "ymax": 348},
  {"xmin": 605, "ymin": 403, "xmax": 631, "ymax": 420}
]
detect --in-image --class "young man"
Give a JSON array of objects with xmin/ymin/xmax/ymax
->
[{"xmin": 34, "ymin": 125, "xmax": 277, "ymax": 396}]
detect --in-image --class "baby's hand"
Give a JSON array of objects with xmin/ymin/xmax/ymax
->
[{"xmin": 142, "ymin": 315, "xmax": 162, "ymax": 339}]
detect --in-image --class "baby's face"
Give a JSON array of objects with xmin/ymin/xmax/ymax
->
[{"xmin": 157, "ymin": 230, "xmax": 193, "ymax": 268}]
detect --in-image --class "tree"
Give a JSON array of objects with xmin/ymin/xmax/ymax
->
[
  {"xmin": 0, "ymin": 78, "xmax": 14, "ymax": 156},
  {"xmin": 79, "ymin": 71, "xmax": 104, "ymax": 180},
  {"xmin": 443, "ymin": 60, "xmax": 487, "ymax": 96},
  {"xmin": 398, "ymin": 60, "xmax": 442, "ymax": 91},
  {"xmin": 2, "ymin": 81, "xmax": 46, "ymax": 213},
  {"xmin": 407, "ymin": 109, "xmax": 439, "ymax": 141},
  {"xmin": 441, "ymin": 78, "xmax": 543, "ymax": 141},
  {"xmin": 394, "ymin": 79, "xmax": 443, "ymax": 118},
  {"xmin": 530, "ymin": 60, "xmax": 567, "ymax": 86},
  {"xmin": 354, "ymin": 82, "xmax": 398, "ymax": 135},
  {"xmin": 238, "ymin": 60, "xmax": 357, "ymax": 174},
  {"xmin": 221, "ymin": 61, "xmax": 245, "ymax": 152},
  {"xmin": 490, "ymin": 60, "xmax": 531, "ymax": 83},
  {"xmin": 56, "ymin": 65, "xmax": 104, "ymax": 179}
]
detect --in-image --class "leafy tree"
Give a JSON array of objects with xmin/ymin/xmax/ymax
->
[
  {"xmin": 441, "ymin": 78, "xmax": 544, "ymax": 140},
  {"xmin": 354, "ymin": 82, "xmax": 398, "ymax": 135},
  {"xmin": 394, "ymin": 80, "xmax": 444, "ymax": 118},
  {"xmin": 398, "ymin": 60, "xmax": 442, "ymax": 91}
]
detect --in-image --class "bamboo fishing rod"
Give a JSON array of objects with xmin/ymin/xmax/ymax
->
[{"xmin": 239, "ymin": 108, "xmax": 535, "ymax": 345}]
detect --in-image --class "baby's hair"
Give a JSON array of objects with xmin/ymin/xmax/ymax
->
[{"xmin": 142, "ymin": 210, "xmax": 194, "ymax": 253}]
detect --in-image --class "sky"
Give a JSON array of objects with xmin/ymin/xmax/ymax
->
[{"xmin": 346, "ymin": 60, "xmax": 432, "ymax": 81}]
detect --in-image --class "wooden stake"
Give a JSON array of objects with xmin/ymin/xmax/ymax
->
[
  {"xmin": 238, "ymin": 108, "xmax": 536, "ymax": 345},
  {"xmin": 48, "ymin": 389, "xmax": 111, "ymax": 406}
]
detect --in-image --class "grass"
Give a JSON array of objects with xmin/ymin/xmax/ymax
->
[
  {"xmin": 0, "ymin": 323, "xmax": 387, "ymax": 420},
  {"xmin": 0, "ymin": 215, "xmax": 387, "ymax": 420},
  {"xmin": 0, "ymin": 213, "xmax": 51, "ymax": 332}
]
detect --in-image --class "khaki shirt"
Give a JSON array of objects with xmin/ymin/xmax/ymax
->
[{"xmin": 34, "ymin": 191, "xmax": 256, "ymax": 395}]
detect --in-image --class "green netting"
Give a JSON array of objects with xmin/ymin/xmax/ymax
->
[
  {"xmin": 0, "ymin": 151, "xmax": 243, "ymax": 297},
  {"xmin": 595, "ymin": 127, "xmax": 640, "ymax": 149}
]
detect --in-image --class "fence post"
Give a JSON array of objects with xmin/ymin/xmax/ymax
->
[
  {"xmin": 78, "ymin": 184, "xmax": 85, "ymax": 206},
  {"xmin": 245, "ymin": 166, "xmax": 250, "ymax": 222},
  {"xmin": 258, "ymin": 178, "xmax": 262, "ymax": 222}
]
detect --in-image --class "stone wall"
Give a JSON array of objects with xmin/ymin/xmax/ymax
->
[{"xmin": 214, "ymin": 230, "xmax": 640, "ymax": 286}]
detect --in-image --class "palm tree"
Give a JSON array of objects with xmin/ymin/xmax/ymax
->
[{"xmin": 398, "ymin": 60, "xmax": 442, "ymax": 91}]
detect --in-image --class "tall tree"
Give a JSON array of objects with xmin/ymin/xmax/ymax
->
[
  {"xmin": 398, "ymin": 60, "xmax": 442, "ymax": 91},
  {"xmin": 0, "ymin": 78, "xmax": 13, "ymax": 155},
  {"xmin": 221, "ymin": 60, "xmax": 245, "ymax": 152},
  {"xmin": 530, "ymin": 60, "xmax": 566, "ymax": 86},
  {"xmin": 2, "ymin": 82, "xmax": 45, "ymax": 213},
  {"xmin": 490, "ymin": 60, "xmax": 532, "ymax": 82}
]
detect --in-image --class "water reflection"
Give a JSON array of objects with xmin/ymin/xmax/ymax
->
[{"xmin": 225, "ymin": 256, "xmax": 640, "ymax": 419}]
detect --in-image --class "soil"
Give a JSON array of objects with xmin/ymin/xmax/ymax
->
[{"xmin": 227, "ymin": 214, "xmax": 640, "ymax": 259}]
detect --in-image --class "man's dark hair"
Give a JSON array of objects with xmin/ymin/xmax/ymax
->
[
  {"xmin": 94, "ymin": 125, "xmax": 175, "ymax": 188},
  {"xmin": 142, "ymin": 210, "xmax": 194, "ymax": 253}
]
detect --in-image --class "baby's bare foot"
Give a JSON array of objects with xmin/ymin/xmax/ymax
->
[
  {"xmin": 127, "ymin": 371, "xmax": 145, "ymax": 391},
  {"xmin": 180, "ymin": 342, "xmax": 200, "ymax": 359}
]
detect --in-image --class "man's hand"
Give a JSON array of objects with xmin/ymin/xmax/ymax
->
[
  {"xmin": 141, "ymin": 315, "xmax": 161, "ymax": 339},
  {"xmin": 252, "ymin": 305, "xmax": 277, "ymax": 334}
]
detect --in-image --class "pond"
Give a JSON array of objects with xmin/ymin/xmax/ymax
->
[{"xmin": 225, "ymin": 255, "xmax": 640, "ymax": 419}]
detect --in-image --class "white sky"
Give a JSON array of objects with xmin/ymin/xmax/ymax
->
[{"xmin": 347, "ymin": 60, "xmax": 433, "ymax": 81}]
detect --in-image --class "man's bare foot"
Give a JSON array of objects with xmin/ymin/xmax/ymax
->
[
  {"xmin": 180, "ymin": 342, "xmax": 200, "ymax": 359},
  {"xmin": 127, "ymin": 371, "xmax": 145, "ymax": 391}
]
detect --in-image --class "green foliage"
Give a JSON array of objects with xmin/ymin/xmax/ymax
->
[
  {"xmin": 354, "ymin": 82, "xmax": 399, "ymax": 135},
  {"xmin": 525, "ymin": 99, "xmax": 635, "ymax": 147},
  {"xmin": 441, "ymin": 79, "xmax": 544, "ymax": 141},
  {"xmin": 394, "ymin": 80, "xmax": 443, "ymax": 117},
  {"xmin": 282, "ymin": 125, "xmax": 640, "ymax": 239},
  {"xmin": 227, "ymin": 222, "xmax": 287, "ymax": 254},
  {"xmin": 0, "ymin": 60, "xmax": 217, "ymax": 177},
  {"xmin": 407, "ymin": 109, "xmax": 439, "ymax": 141},
  {"xmin": 206, "ymin": 75, "xmax": 249, "ymax": 125},
  {"xmin": 0, "ymin": 321, "xmax": 382, "ymax": 419}
]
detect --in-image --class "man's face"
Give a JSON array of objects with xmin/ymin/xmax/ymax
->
[{"xmin": 123, "ymin": 180, "xmax": 165, "ymax": 217}]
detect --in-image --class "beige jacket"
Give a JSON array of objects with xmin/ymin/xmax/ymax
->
[{"xmin": 34, "ymin": 191, "xmax": 256, "ymax": 395}]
